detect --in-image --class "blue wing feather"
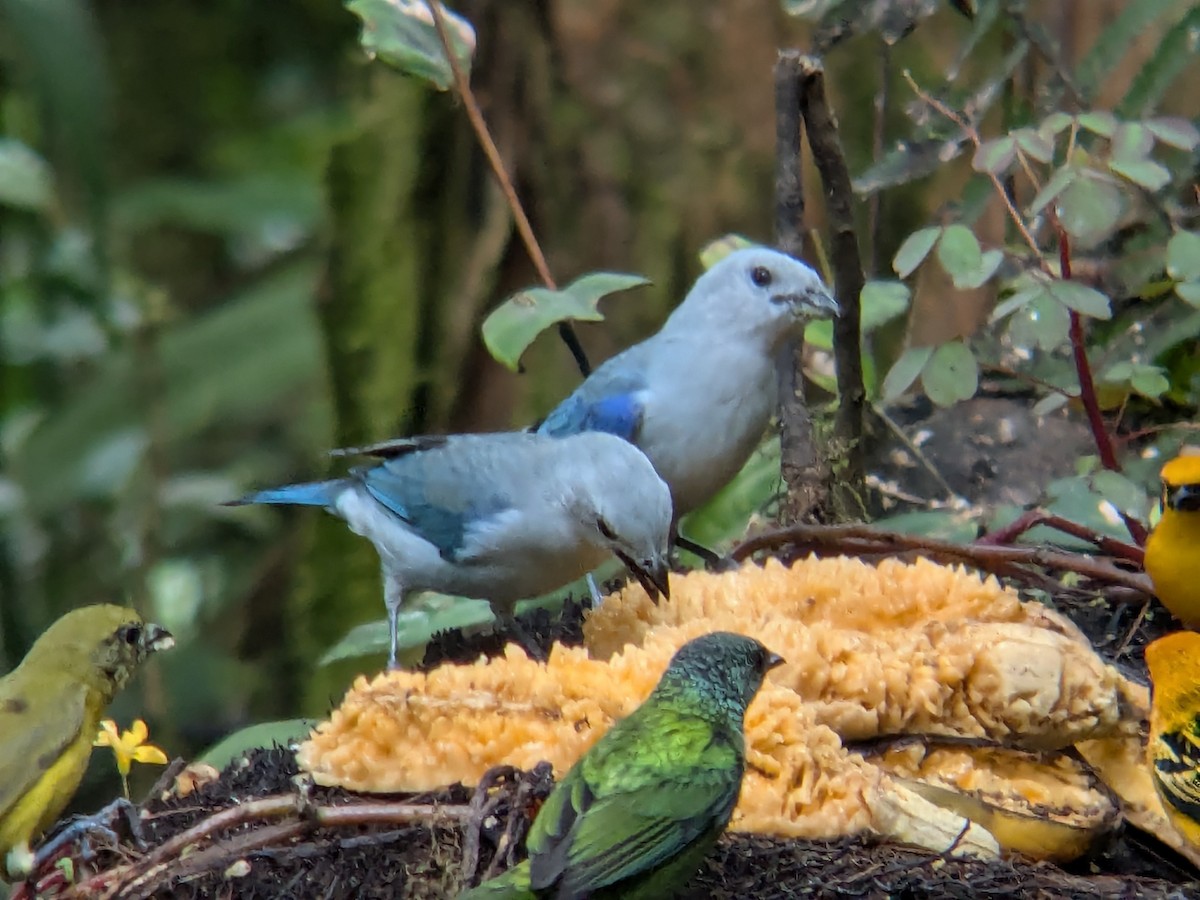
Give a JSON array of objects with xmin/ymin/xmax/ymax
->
[
  {"xmin": 356, "ymin": 452, "xmax": 512, "ymax": 561},
  {"xmin": 539, "ymin": 390, "xmax": 645, "ymax": 442}
]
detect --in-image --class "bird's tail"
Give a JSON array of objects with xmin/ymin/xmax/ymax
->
[
  {"xmin": 456, "ymin": 861, "xmax": 534, "ymax": 900},
  {"xmin": 224, "ymin": 479, "xmax": 344, "ymax": 508}
]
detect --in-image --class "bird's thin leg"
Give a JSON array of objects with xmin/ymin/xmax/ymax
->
[
  {"xmin": 500, "ymin": 612, "xmax": 547, "ymax": 663},
  {"xmin": 585, "ymin": 573, "xmax": 604, "ymax": 608},
  {"xmin": 384, "ymin": 570, "xmax": 402, "ymax": 670},
  {"xmin": 28, "ymin": 797, "xmax": 142, "ymax": 874},
  {"xmin": 674, "ymin": 534, "xmax": 724, "ymax": 568}
]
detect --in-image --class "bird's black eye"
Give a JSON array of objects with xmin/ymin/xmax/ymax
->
[
  {"xmin": 750, "ymin": 266, "xmax": 773, "ymax": 287},
  {"xmin": 120, "ymin": 624, "xmax": 142, "ymax": 645},
  {"xmin": 596, "ymin": 518, "xmax": 617, "ymax": 540}
]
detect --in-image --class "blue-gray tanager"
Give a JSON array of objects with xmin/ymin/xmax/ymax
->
[
  {"xmin": 537, "ymin": 247, "xmax": 837, "ymax": 531},
  {"xmin": 228, "ymin": 431, "xmax": 673, "ymax": 668}
]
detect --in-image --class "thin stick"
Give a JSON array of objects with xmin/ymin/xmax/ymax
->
[
  {"xmin": 424, "ymin": 1, "xmax": 591, "ymax": 376},
  {"xmin": 729, "ymin": 523, "xmax": 1154, "ymax": 597},
  {"xmin": 975, "ymin": 508, "xmax": 1144, "ymax": 565},
  {"xmin": 797, "ymin": 55, "xmax": 867, "ymax": 502}
]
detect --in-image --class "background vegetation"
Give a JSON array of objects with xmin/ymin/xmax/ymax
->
[{"xmin": 0, "ymin": 0, "xmax": 1197, "ymax": 808}]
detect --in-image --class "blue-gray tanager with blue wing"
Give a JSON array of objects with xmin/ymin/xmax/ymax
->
[
  {"xmin": 228, "ymin": 431, "xmax": 673, "ymax": 668},
  {"xmin": 537, "ymin": 247, "xmax": 837, "ymax": 533}
]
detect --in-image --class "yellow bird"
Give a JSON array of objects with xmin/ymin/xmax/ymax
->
[
  {"xmin": 1146, "ymin": 631, "xmax": 1200, "ymax": 851},
  {"xmin": 1144, "ymin": 451, "xmax": 1200, "ymax": 628},
  {"xmin": 0, "ymin": 605, "xmax": 173, "ymax": 877}
]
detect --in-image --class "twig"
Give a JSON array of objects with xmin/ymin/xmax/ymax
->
[
  {"xmin": 424, "ymin": 0, "xmax": 590, "ymax": 376},
  {"xmin": 902, "ymin": 72, "xmax": 1046, "ymax": 270},
  {"xmin": 729, "ymin": 523, "xmax": 1153, "ymax": 597},
  {"xmin": 774, "ymin": 51, "xmax": 829, "ymax": 524},
  {"xmin": 974, "ymin": 508, "xmax": 1144, "ymax": 565},
  {"xmin": 796, "ymin": 55, "xmax": 867, "ymax": 506},
  {"xmin": 869, "ymin": 404, "xmax": 962, "ymax": 502},
  {"xmin": 69, "ymin": 794, "xmax": 475, "ymax": 899}
]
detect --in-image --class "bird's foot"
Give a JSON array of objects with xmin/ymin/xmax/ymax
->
[
  {"xmin": 31, "ymin": 796, "xmax": 144, "ymax": 873},
  {"xmin": 503, "ymin": 615, "xmax": 548, "ymax": 663},
  {"xmin": 673, "ymin": 535, "xmax": 740, "ymax": 572}
]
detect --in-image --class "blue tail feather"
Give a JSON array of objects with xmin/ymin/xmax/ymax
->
[{"xmin": 226, "ymin": 480, "xmax": 341, "ymax": 508}]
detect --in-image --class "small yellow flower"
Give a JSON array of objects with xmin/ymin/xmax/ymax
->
[{"xmin": 94, "ymin": 719, "xmax": 168, "ymax": 798}]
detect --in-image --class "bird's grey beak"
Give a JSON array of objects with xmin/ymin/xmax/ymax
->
[
  {"xmin": 617, "ymin": 552, "xmax": 671, "ymax": 604},
  {"xmin": 765, "ymin": 651, "xmax": 786, "ymax": 671},
  {"xmin": 771, "ymin": 286, "xmax": 838, "ymax": 318},
  {"xmin": 1167, "ymin": 483, "xmax": 1200, "ymax": 513},
  {"xmin": 144, "ymin": 624, "xmax": 175, "ymax": 653}
]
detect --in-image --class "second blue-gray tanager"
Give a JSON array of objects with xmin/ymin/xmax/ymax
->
[
  {"xmin": 538, "ymin": 247, "xmax": 837, "ymax": 524},
  {"xmin": 228, "ymin": 431, "xmax": 673, "ymax": 668}
]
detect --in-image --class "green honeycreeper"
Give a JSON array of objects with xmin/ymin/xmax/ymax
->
[{"xmin": 459, "ymin": 630, "xmax": 784, "ymax": 899}]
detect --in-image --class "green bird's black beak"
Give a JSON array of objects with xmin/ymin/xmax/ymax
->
[{"xmin": 1165, "ymin": 482, "xmax": 1200, "ymax": 513}]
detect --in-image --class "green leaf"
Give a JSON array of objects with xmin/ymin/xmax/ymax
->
[
  {"xmin": 1130, "ymin": 365, "xmax": 1169, "ymax": 399},
  {"xmin": 1090, "ymin": 470, "xmax": 1149, "ymax": 519},
  {"xmin": 1014, "ymin": 128, "xmax": 1054, "ymax": 164},
  {"xmin": 881, "ymin": 346, "xmax": 933, "ymax": 401},
  {"xmin": 699, "ymin": 234, "xmax": 757, "ymax": 268},
  {"xmin": 804, "ymin": 280, "xmax": 909, "ymax": 350},
  {"xmin": 347, "ymin": 0, "xmax": 476, "ymax": 91},
  {"xmin": 972, "ymin": 136, "xmax": 1016, "ymax": 175},
  {"xmin": 482, "ymin": 272, "xmax": 650, "ymax": 371},
  {"xmin": 320, "ymin": 595, "xmax": 496, "ymax": 665},
  {"xmin": 990, "ymin": 287, "xmax": 1041, "ymax": 322},
  {"xmin": 680, "ymin": 437, "xmax": 780, "ymax": 549},
  {"xmin": 1056, "ymin": 174, "xmax": 1124, "ymax": 249},
  {"xmin": 954, "ymin": 248, "xmax": 1003, "ymax": 290},
  {"xmin": 1076, "ymin": 111, "xmax": 1117, "ymax": 137},
  {"xmin": 1146, "ymin": 117, "xmax": 1200, "ymax": 151},
  {"xmin": 1039, "ymin": 112, "xmax": 1074, "ymax": 140},
  {"xmin": 893, "ymin": 227, "xmax": 942, "ymax": 278},
  {"xmin": 1110, "ymin": 123, "xmax": 1154, "ymax": 162},
  {"xmin": 0, "ymin": 139, "xmax": 53, "ymax": 211},
  {"xmin": 853, "ymin": 140, "xmax": 955, "ymax": 196},
  {"xmin": 198, "ymin": 719, "xmax": 319, "ymax": 770},
  {"xmin": 1027, "ymin": 166, "xmax": 1077, "ymax": 216},
  {"xmin": 874, "ymin": 509, "xmax": 980, "ymax": 543},
  {"xmin": 1176, "ymin": 282, "xmax": 1200, "ymax": 307},
  {"xmin": 1167, "ymin": 232, "xmax": 1200, "ymax": 281},
  {"xmin": 1046, "ymin": 281, "xmax": 1112, "ymax": 319},
  {"xmin": 1109, "ymin": 159, "xmax": 1171, "ymax": 191},
  {"xmin": 921, "ymin": 341, "xmax": 978, "ymax": 407},
  {"xmin": 859, "ymin": 281, "xmax": 911, "ymax": 330},
  {"xmin": 935, "ymin": 224, "xmax": 983, "ymax": 283},
  {"xmin": 1007, "ymin": 293, "xmax": 1070, "ymax": 351}
]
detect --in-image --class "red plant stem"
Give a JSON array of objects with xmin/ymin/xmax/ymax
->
[
  {"xmin": 974, "ymin": 508, "xmax": 1144, "ymax": 566},
  {"xmin": 1057, "ymin": 229, "xmax": 1147, "ymax": 546}
]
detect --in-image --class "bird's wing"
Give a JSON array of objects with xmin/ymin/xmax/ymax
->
[
  {"xmin": 537, "ymin": 362, "xmax": 648, "ymax": 443},
  {"xmin": 328, "ymin": 435, "xmax": 449, "ymax": 460},
  {"xmin": 527, "ymin": 714, "xmax": 740, "ymax": 896},
  {"xmin": 0, "ymin": 674, "xmax": 89, "ymax": 819},
  {"xmin": 1152, "ymin": 722, "xmax": 1200, "ymax": 820},
  {"xmin": 356, "ymin": 441, "xmax": 516, "ymax": 560}
]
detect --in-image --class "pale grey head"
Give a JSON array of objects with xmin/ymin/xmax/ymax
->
[
  {"xmin": 667, "ymin": 246, "xmax": 837, "ymax": 349},
  {"xmin": 563, "ymin": 431, "xmax": 674, "ymax": 601}
]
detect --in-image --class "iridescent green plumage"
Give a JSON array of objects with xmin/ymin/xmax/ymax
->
[{"xmin": 459, "ymin": 631, "xmax": 783, "ymax": 900}]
